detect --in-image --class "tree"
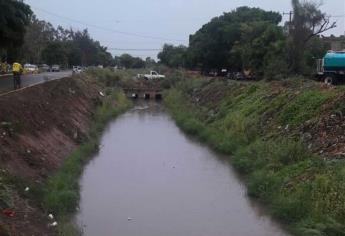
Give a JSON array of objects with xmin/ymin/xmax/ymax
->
[
  {"xmin": 232, "ymin": 22, "xmax": 286, "ymax": 78},
  {"xmin": 0, "ymin": 0, "xmax": 32, "ymax": 61},
  {"xmin": 145, "ymin": 57, "xmax": 156, "ymax": 67},
  {"xmin": 41, "ymin": 41, "xmax": 67, "ymax": 66},
  {"xmin": 288, "ymin": 0, "xmax": 337, "ymax": 73},
  {"xmin": 21, "ymin": 15, "xmax": 55, "ymax": 64},
  {"xmin": 68, "ymin": 29, "xmax": 114, "ymax": 66},
  {"xmin": 188, "ymin": 7, "xmax": 282, "ymax": 71},
  {"xmin": 117, "ymin": 54, "xmax": 145, "ymax": 69},
  {"xmin": 158, "ymin": 44, "xmax": 188, "ymax": 68}
]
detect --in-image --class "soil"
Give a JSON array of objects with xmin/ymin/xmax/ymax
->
[{"xmin": 0, "ymin": 76, "xmax": 103, "ymax": 235}]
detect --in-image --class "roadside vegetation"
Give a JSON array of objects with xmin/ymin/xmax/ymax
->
[{"xmin": 165, "ymin": 77, "xmax": 345, "ymax": 236}]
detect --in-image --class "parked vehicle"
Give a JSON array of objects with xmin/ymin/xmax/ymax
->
[
  {"xmin": 23, "ymin": 64, "xmax": 39, "ymax": 74},
  {"xmin": 39, "ymin": 64, "xmax": 50, "ymax": 72},
  {"xmin": 72, "ymin": 66, "xmax": 83, "ymax": 74},
  {"xmin": 227, "ymin": 71, "xmax": 245, "ymax": 80},
  {"xmin": 316, "ymin": 50, "xmax": 345, "ymax": 85},
  {"xmin": 51, "ymin": 65, "xmax": 60, "ymax": 72},
  {"xmin": 137, "ymin": 71, "xmax": 165, "ymax": 80},
  {"xmin": 219, "ymin": 69, "xmax": 228, "ymax": 77}
]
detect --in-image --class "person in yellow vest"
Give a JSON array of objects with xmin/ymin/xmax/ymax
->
[{"xmin": 12, "ymin": 62, "xmax": 23, "ymax": 90}]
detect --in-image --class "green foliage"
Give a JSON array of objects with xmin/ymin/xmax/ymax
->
[
  {"xmin": 165, "ymin": 78, "xmax": 345, "ymax": 236},
  {"xmin": 158, "ymin": 44, "xmax": 188, "ymax": 68},
  {"xmin": 21, "ymin": 19, "xmax": 114, "ymax": 67},
  {"xmin": 86, "ymin": 68, "xmax": 121, "ymax": 87},
  {"xmin": 43, "ymin": 142, "xmax": 96, "ymax": 214},
  {"xmin": 0, "ymin": 0, "xmax": 32, "ymax": 52},
  {"xmin": 41, "ymin": 41, "xmax": 68, "ymax": 66},
  {"xmin": 57, "ymin": 218, "xmax": 82, "ymax": 236},
  {"xmin": 115, "ymin": 53, "xmax": 146, "ymax": 69},
  {"xmin": 21, "ymin": 15, "xmax": 55, "ymax": 64},
  {"xmin": 188, "ymin": 7, "xmax": 282, "ymax": 71},
  {"xmin": 280, "ymin": 90, "xmax": 335, "ymax": 126},
  {"xmin": 288, "ymin": 0, "xmax": 336, "ymax": 74},
  {"xmin": 233, "ymin": 21, "xmax": 286, "ymax": 78}
]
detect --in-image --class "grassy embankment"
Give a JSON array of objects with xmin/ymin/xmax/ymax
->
[
  {"xmin": 42, "ymin": 69, "xmax": 132, "ymax": 235},
  {"xmin": 165, "ymin": 77, "xmax": 345, "ymax": 236}
]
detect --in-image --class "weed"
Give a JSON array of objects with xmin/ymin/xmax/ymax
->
[{"xmin": 164, "ymin": 78, "xmax": 345, "ymax": 236}]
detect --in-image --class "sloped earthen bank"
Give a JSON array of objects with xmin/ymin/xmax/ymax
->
[
  {"xmin": 165, "ymin": 78, "xmax": 345, "ymax": 236},
  {"xmin": 0, "ymin": 75, "xmax": 130, "ymax": 235}
]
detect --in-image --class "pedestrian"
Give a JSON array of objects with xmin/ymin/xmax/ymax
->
[{"xmin": 12, "ymin": 62, "xmax": 23, "ymax": 90}]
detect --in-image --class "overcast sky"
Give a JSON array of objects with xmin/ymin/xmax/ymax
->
[{"xmin": 25, "ymin": 0, "xmax": 345, "ymax": 59}]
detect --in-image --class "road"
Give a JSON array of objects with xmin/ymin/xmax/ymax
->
[{"xmin": 0, "ymin": 71, "xmax": 72, "ymax": 94}]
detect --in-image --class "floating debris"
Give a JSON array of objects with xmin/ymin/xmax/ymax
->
[
  {"xmin": 49, "ymin": 221, "xmax": 58, "ymax": 227},
  {"xmin": 48, "ymin": 214, "xmax": 54, "ymax": 220},
  {"xmin": 3, "ymin": 209, "xmax": 15, "ymax": 217}
]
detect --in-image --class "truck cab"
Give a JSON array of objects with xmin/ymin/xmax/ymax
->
[{"xmin": 137, "ymin": 71, "xmax": 165, "ymax": 80}]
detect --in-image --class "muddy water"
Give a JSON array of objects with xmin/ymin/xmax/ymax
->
[{"xmin": 76, "ymin": 102, "xmax": 289, "ymax": 236}]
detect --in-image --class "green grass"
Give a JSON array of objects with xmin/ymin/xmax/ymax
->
[
  {"xmin": 279, "ymin": 90, "xmax": 336, "ymax": 126},
  {"xmin": 164, "ymin": 78, "xmax": 345, "ymax": 236}
]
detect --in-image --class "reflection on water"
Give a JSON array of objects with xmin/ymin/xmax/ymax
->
[{"xmin": 76, "ymin": 101, "xmax": 289, "ymax": 236}]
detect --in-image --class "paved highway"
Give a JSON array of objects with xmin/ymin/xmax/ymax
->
[{"xmin": 0, "ymin": 71, "xmax": 72, "ymax": 94}]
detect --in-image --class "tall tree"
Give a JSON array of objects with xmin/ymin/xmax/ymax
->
[
  {"xmin": 233, "ymin": 21, "xmax": 286, "ymax": 78},
  {"xmin": 41, "ymin": 41, "xmax": 67, "ymax": 66},
  {"xmin": 188, "ymin": 7, "xmax": 282, "ymax": 71},
  {"xmin": 0, "ymin": 0, "xmax": 32, "ymax": 61},
  {"xmin": 158, "ymin": 44, "xmax": 188, "ymax": 68},
  {"xmin": 117, "ymin": 54, "xmax": 145, "ymax": 68},
  {"xmin": 288, "ymin": 0, "xmax": 336, "ymax": 73},
  {"xmin": 21, "ymin": 15, "xmax": 55, "ymax": 64}
]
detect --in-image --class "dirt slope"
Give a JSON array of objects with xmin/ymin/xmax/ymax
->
[{"xmin": 0, "ymin": 76, "xmax": 102, "ymax": 235}]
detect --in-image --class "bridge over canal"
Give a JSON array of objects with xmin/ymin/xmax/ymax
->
[{"xmin": 123, "ymin": 81, "xmax": 163, "ymax": 99}]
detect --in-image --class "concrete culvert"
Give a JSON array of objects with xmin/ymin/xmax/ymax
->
[{"xmin": 155, "ymin": 94, "xmax": 162, "ymax": 100}]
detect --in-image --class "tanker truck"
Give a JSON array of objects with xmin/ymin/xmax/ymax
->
[{"xmin": 316, "ymin": 51, "xmax": 345, "ymax": 85}]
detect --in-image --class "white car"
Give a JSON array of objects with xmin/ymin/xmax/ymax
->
[
  {"xmin": 24, "ymin": 64, "xmax": 38, "ymax": 74},
  {"xmin": 73, "ymin": 66, "xmax": 83, "ymax": 74},
  {"xmin": 137, "ymin": 71, "xmax": 165, "ymax": 80},
  {"xmin": 51, "ymin": 65, "xmax": 60, "ymax": 72}
]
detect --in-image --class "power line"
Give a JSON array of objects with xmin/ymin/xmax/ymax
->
[
  {"xmin": 283, "ymin": 11, "xmax": 345, "ymax": 19},
  {"xmin": 330, "ymin": 14, "xmax": 345, "ymax": 18},
  {"xmin": 108, "ymin": 48, "xmax": 161, "ymax": 51},
  {"xmin": 31, "ymin": 5, "xmax": 187, "ymax": 43}
]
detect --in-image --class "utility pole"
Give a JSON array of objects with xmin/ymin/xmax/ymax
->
[{"xmin": 283, "ymin": 11, "xmax": 294, "ymax": 33}]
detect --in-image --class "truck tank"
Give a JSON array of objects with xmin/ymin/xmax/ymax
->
[{"xmin": 324, "ymin": 51, "xmax": 345, "ymax": 71}]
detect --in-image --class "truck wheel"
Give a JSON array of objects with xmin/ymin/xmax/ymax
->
[{"xmin": 324, "ymin": 76, "xmax": 335, "ymax": 85}]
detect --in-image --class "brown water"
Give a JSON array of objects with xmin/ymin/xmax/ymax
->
[{"xmin": 76, "ymin": 102, "xmax": 289, "ymax": 236}]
